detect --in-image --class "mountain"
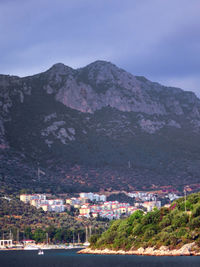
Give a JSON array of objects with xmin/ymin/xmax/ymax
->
[{"xmin": 0, "ymin": 60, "xmax": 200, "ymax": 193}]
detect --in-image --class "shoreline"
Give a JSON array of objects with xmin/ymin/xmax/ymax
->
[
  {"xmin": 0, "ymin": 245, "xmax": 85, "ymax": 251},
  {"xmin": 78, "ymin": 243, "xmax": 200, "ymax": 256}
]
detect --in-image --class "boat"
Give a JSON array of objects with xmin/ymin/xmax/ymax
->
[
  {"xmin": 38, "ymin": 249, "xmax": 44, "ymax": 255},
  {"xmin": 83, "ymin": 241, "xmax": 90, "ymax": 247},
  {"xmin": 24, "ymin": 245, "xmax": 39, "ymax": 250}
]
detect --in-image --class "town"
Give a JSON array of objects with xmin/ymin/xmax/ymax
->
[
  {"xmin": 0, "ymin": 188, "xmax": 192, "ymax": 250},
  {"xmin": 19, "ymin": 189, "xmax": 182, "ymax": 220}
]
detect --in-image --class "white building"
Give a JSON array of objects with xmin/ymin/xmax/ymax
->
[
  {"xmin": 20, "ymin": 194, "xmax": 46, "ymax": 203},
  {"xmin": 142, "ymin": 201, "xmax": 161, "ymax": 212},
  {"xmin": 49, "ymin": 204, "xmax": 65, "ymax": 212},
  {"xmin": 79, "ymin": 192, "xmax": 106, "ymax": 202},
  {"xmin": 99, "ymin": 195, "xmax": 106, "ymax": 202},
  {"xmin": 20, "ymin": 194, "xmax": 65, "ymax": 212},
  {"xmin": 79, "ymin": 192, "xmax": 88, "ymax": 198}
]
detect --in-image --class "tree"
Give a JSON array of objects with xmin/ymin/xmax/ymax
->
[
  {"xmin": 24, "ymin": 227, "xmax": 32, "ymax": 239},
  {"xmin": 33, "ymin": 228, "xmax": 46, "ymax": 243}
]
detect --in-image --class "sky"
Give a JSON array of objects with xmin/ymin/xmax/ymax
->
[{"xmin": 0, "ymin": 0, "xmax": 200, "ymax": 96}]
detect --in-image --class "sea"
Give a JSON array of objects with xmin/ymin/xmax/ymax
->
[{"xmin": 1, "ymin": 249, "xmax": 200, "ymax": 267}]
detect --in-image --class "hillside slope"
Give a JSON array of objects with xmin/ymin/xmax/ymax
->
[
  {"xmin": 0, "ymin": 61, "xmax": 200, "ymax": 193},
  {"xmin": 89, "ymin": 193, "xmax": 200, "ymax": 251}
]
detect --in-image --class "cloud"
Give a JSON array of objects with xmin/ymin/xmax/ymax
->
[
  {"xmin": 0, "ymin": 0, "xmax": 199, "ymax": 95},
  {"xmin": 158, "ymin": 76, "xmax": 200, "ymax": 97}
]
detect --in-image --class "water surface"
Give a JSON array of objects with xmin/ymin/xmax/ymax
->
[{"xmin": 1, "ymin": 249, "xmax": 200, "ymax": 267}]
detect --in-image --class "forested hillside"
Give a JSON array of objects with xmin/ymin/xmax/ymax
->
[{"xmin": 90, "ymin": 193, "xmax": 200, "ymax": 251}]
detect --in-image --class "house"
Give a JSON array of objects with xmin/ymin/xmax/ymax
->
[
  {"xmin": 40, "ymin": 204, "xmax": 49, "ymax": 212},
  {"xmin": 127, "ymin": 206, "xmax": 138, "ymax": 214},
  {"xmin": 49, "ymin": 204, "xmax": 65, "ymax": 212},
  {"xmin": 22, "ymin": 239, "xmax": 36, "ymax": 245},
  {"xmin": 79, "ymin": 205, "xmax": 91, "ymax": 217},
  {"xmin": 20, "ymin": 194, "xmax": 46, "ymax": 203},
  {"xmin": 142, "ymin": 201, "xmax": 161, "ymax": 212},
  {"xmin": 119, "ymin": 206, "xmax": 127, "ymax": 214},
  {"xmin": 99, "ymin": 195, "xmax": 106, "ymax": 202}
]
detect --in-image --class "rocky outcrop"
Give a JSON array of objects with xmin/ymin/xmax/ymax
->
[
  {"xmin": 42, "ymin": 61, "xmax": 200, "ymax": 135},
  {"xmin": 50, "ymin": 61, "xmax": 200, "ymax": 123},
  {"xmin": 78, "ymin": 243, "xmax": 198, "ymax": 256},
  {"xmin": 54, "ymin": 61, "xmax": 167, "ymax": 115}
]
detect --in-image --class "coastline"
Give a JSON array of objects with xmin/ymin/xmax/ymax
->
[
  {"xmin": 0, "ymin": 245, "xmax": 85, "ymax": 251},
  {"xmin": 78, "ymin": 243, "xmax": 200, "ymax": 256}
]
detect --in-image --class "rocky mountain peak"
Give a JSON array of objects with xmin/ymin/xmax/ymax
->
[
  {"xmin": 83, "ymin": 60, "xmax": 119, "ymax": 73},
  {"xmin": 50, "ymin": 62, "xmax": 68, "ymax": 69},
  {"xmin": 47, "ymin": 62, "xmax": 74, "ymax": 75},
  {"xmin": 29, "ymin": 60, "xmax": 198, "ymax": 118},
  {"xmin": 77, "ymin": 60, "xmax": 139, "ymax": 91}
]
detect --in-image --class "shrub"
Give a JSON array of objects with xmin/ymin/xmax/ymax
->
[
  {"xmin": 128, "ymin": 210, "xmax": 144, "ymax": 225},
  {"xmin": 171, "ymin": 212, "xmax": 189, "ymax": 228},
  {"xmin": 89, "ymin": 234, "xmax": 101, "ymax": 246},
  {"xmin": 192, "ymin": 204, "xmax": 200, "ymax": 218},
  {"xmin": 189, "ymin": 216, "xmax": 200, "ymax": 229},
  {"xmin": 159, "ymin": 215, "xmax": 171, "ymax": 228}
]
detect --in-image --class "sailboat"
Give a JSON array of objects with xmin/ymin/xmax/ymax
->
[
  {"xmin": 38, "ymin": 248, "xmax": 44, "ymax": 255},
  {"xmin": 67, "ymin": 231, "xmax": 75, "ymax": 249},
  {"xmin": 83, "ymin": 226, "xmax": 90, "ymax": 247}
]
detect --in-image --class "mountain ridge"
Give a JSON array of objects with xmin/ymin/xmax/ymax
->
[{"xmin": 0, "ymin": 60, "xmax": 200, "ymax": 193}]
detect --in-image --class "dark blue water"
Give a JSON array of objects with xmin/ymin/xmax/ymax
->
[{"xmin": 1, "ymin": 249, "xmax": 200, "ymax": 267}]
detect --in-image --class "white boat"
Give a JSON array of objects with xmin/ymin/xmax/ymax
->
[
  {"xmin": 65, "ymin": 244, "xmax": 74, "ymax": 249},
  {"xmin": 38, "ymin": 249, "xmax": 44, "ymax": 255},
  {"xmin": 83, "ymin": 241, "xmax": 90, "ymax": 247},
  {"xmin": 24, "ymin": 245, "xmax": 39, "ymax": 250}
]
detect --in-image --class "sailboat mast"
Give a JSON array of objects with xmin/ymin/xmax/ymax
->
[
  {"xmin": 89, "ymin": 225, "xmax": 92, "ymax": 238},
  {"xmin": 46, "ymin": 233, "xmax": 48, "ymax": 244},
  {"xmin": 85, "ymin": 226, "xmax": 88, "ymax": 243}
]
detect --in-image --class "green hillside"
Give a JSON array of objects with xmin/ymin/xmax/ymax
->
[{"xmin": 90, "ymin": 192, "xmax": 200, "ymax": 251}]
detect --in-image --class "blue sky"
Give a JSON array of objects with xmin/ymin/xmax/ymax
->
[{"xmin": 0, "ymin": 0, "xmax": 200, "ymax": 96}]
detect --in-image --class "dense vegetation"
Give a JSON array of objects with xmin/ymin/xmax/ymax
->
[
  {"xmin": 107, "ymin": 193, "xmax": 135, "ymax": 205},
  {"xmin": 1, "ymin": 147, "xmax": 197, "ymax": 195},
  {"xmin": 0, "ymin": 196, "xmax": 109, "ymax": 243},
  {"xmin": 90, "ymin": 193, "xmax": 200, "ymax": 251}
]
